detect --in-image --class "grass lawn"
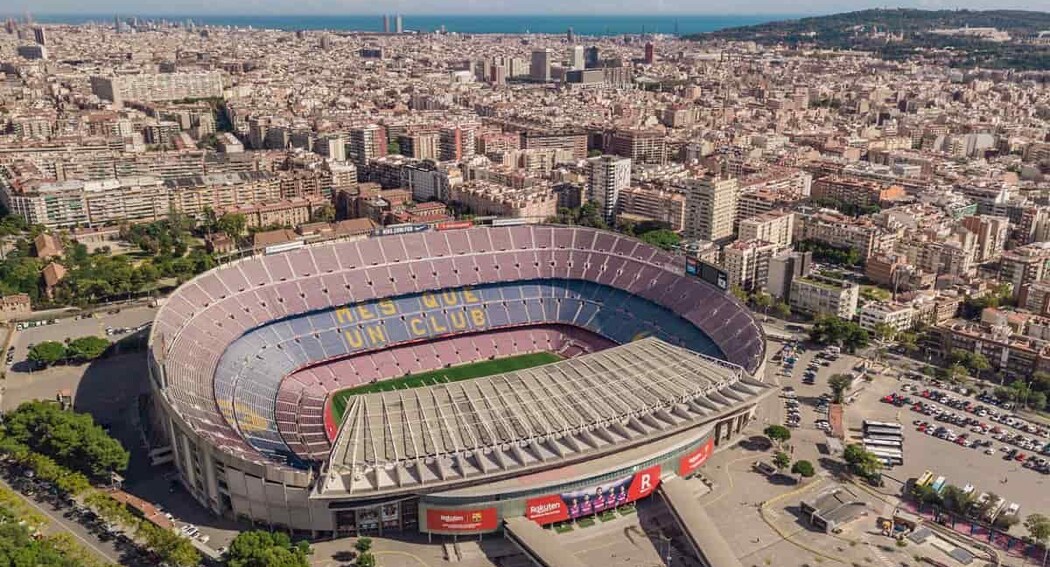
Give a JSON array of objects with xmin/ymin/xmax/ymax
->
[{"xmin": 329, "ymin": 351, "xmax": 563, "ymax": 422}]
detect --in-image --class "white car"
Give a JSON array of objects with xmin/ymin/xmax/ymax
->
[{"xmin": 985, "ymin": 448, "xmax": 996, "ymax": 455}]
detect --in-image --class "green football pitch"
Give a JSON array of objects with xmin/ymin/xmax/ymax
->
[{"xmin": 328, "ymin": 351, "xmax": 563, "ymax": 423}]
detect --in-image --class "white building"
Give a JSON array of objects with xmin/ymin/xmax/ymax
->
[
  {"xmin": 789, "ymin": 277, "xmax": 859, "ymax": 319},
  {"xmin": 738, "ymin": 209, "xmax": 795, "ymax": 248},
  {"xmin": 722, "ymin": 239, "xmax": 778, "ymax": 292},
  {"xmin": 858, "ymin": 301, "xmax": 916, "ymax": 334},
  {"xmin": 587, "ymin": 155, "xmax": 631, "ymax": 223},
  {"xmin": 684, "ymin": 175, "xmax": 738, "ymax": 243}
]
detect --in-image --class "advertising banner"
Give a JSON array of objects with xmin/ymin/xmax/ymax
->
[
  {"xmin": 525, "ymin": 465, "xmax": 662, "ymax": 525},
  {"xmin": 678, "ymin": 438, "xmax": 715, "ymax": 478},
  {"xmin": 425, "ymin": 508, "xmax": 498, "ymax": 532}
]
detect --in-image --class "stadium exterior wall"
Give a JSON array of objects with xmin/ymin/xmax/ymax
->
[{"xmin": 146, "ymin": 226, "xmax": 767, "ymax": 536}]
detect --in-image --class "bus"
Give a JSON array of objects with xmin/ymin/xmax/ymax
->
[
  {"xmin": 865, "ymin": 446, "xmax": 904, "ymax": 466},
  {"xmin": 863, "ymin": 420, "xmax": 904, "ymax": 433},
  {"xmin": 863, "ymin": 437, "xmax": 903, "ymax": 448}
]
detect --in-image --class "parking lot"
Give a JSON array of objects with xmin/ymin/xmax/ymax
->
[
  {"xmin": 6, "ymin": 305, "xmax": 156, "ymax": 375},
  {"xmin": 848, "ymin": 367, "xmax": 1050, "ymax": 531}
]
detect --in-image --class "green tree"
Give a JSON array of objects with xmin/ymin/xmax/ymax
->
[
  {"xmin": 27, "ymin": 341, "xmax": 67, "ymax": 367},
  {"xmin": 356, "ymin": 551, "xmax": 377, "ymax": 567},
  {"xmin": 911, "ymin": 483, "xmax": 943, "ymax": 507},
  {"xmin": 354, "ymin": 537, "xmax": 373, "ymax": 553},
  {"xmin": 217, "ymin": 213, "xmax": 248, "ymax": 237},
  {"xmin": 224, "ymin": 530, "xmax": 312, "ymax": 567},
  {"xmin": 752, "ymin": 291, "xmax": 774, "ymax": 315},
  {"xmin": 65, "ymin": 336, "xmax": 111, "ymax": 362},
  {"xmin": 791, "ymin": 459, "xmax": 815, "ymax": 481},
  {"xmin": 872, "ymin": 322, "xmax": 897, "ymax": 342},
  {"xmin": 730, "ymin": 286, "xmax": 749, "ymax": 303},
  {"xmin": 843, "ymin": 443, "xmax": 883, "ymax": 478},
  {"xmin": 1025, "ymin": 513, "xmax": 1050, "ymax": 567},
  {"xmin": 311, "ymin": 203, "xmax": 336, "ymax": 223},
  {"xmin": 763, "ymin": 424, "xmax": 791, "ymax": 448},
  {"xmin": 638, "ymin": 229, "xmax": 680, "ymax": 251},
  {"xmin": 577, "ymin": 201, "xmax": 607, "ymax": 230},
  {"xmin": 1028, "ymin": 391, "xmax": 1047, "ymax": 411},
  {"xmin": 2, "ymin": 401, "xmax": 129, "ymax": 480},
  {"xmin": 387, "ymin": 140, "xmax": 401, "ymax": 155},
  {"xmin": 772, "ymin": 451, "xmax": 791, "ymax": 472},
  {"xmin": 940, "ymin": 484, "xmax": 975, "ymax": 515},
  {"xmin": 773, "ymin": 301, "xmax": 791, "ymax": 319},
  {"xmin": 828, "ymin": 373, "xmax": 854, "ymax": 404}
]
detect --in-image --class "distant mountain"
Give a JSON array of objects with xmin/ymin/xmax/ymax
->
[{"xmin": 690, "ymin": 9, "xmax": 1050, "ymax": 71}]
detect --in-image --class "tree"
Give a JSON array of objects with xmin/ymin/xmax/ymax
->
[
  {"xmin": 791, "ymin": 460, "xmax": 815, "ymax": 481},
  {"xmin": 354, "ymin": 537, "xmax": 373, "ymax": 553},
  {"xmin": 940, "ymin": 484, "xmax": 974, "ymax": 515},
  {"xmin": 639, "ymin": 229, "xmax": 680, "ymax": 251},
  {"xmin": 224, "ymin": 530, "xmax": 312, "ymax": 567},
  {"xmin": 772, "ymin": 451, "xmax": 791, "ymax": 472},
  {"xmin": 809, "ymin": 314, "xmax": 869, "ymax": 352},
  {"xmin": 65, "ymin": 336, "xmax": 111, "ymax": 362},
  {"xmin": 311, "ymin": 204, "xmax": 336, "ymax": 223},
  {"xmin": 730, "ymin": 286, "xmax": 749, "ymax": 303},
  {"xmin": 843, "ymin": 443, "xmax": 882, "ymax": 478},
  {"xmin": 2, "ymin": 401, "xmax": 128, "ymax": 480},
  {"xmin": 217, "ymin": 213, "xmax": 247, "ymax": 237},
  {"xmin": 387, "ymin": 140, "xmax": 401, "ymax": 155},
  {"xmin": 911, "ymin": 484, "xmax": 943, "ymax": 508},
  {"xmin": 828, "ymin": 373, "xmax": 854, "ymax": 404},
  {"xmin": 872, "ymin": 323, "xmax": 897, "ymax": 342},
  {"xmin": 356, "ymin": 552, "xmax": 377, "ymax": 567},
  {"xmin": 1028, "ymin": 391, "xmax": 1048, "ymax": 411},
  {"xmin": 763, "ymin": 424, "xmax": 792, "ymax": 448},
  {"xmin": 27, "ymin": 341, "xmax": 67, "ymax": 367},
  {"xmin": 1025, "ymin": 513, "xmax": 1050, "ymax": 567},
  {"xmin": 968, "ymin": 352, "xmax": 990, "ymax": 377},
  {"xmin": 773, "ymin": 301, "xmax": 791, "ymax": 319},
  {"xmin": 752, "ymin": 291, "xmax": 774, "ymax": 315}
]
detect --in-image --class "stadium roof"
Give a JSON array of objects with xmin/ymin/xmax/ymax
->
[{"xmin": 322, "ymin": 337, "xmax": 772, "ymax": 496}]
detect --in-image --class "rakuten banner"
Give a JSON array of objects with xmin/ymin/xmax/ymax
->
[
  {"xmin": 678, "ymin": 438, "xmax": 715, "ymax": 477},
  {"xmin": 425, "ymin": 508, "xmax": 498, "ymax": 532},
  {"xmin": 525, "ymin": 465, "xmax": 661, "ymax": 525}
]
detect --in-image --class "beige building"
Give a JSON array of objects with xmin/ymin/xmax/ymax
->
[
  {"xmin": 722, "ymin": 239, "xmax": 778, "ymax": 292},
  {"xmin": 789, "ymin": 276, "xmax": 859, "ymax": 319},
  {"xmin": 858, "ymin": 301, "xmax": 916, "ymax": 334},
  {"xmin": 449, "ymin": 181, "xmax": 556, "ymax": 221},
  {"xmin": 961, "ymin": 215, "xmax": 1009, "ymax": 263},
  {"xmin": 683, "ymin": 175, "xmax": 738, "ymax": 243},
  {"xmin": 617, "ymin": 185, "xmax": 687, "ymax": 232},
  {"xmin": 0, "ymin": 294, "xmax": 31, "ymax": 320},
  {"xmin": 90, "ymin": 72, "xmax": 224, "ymax": 105},
  {"xmin": 738, "ymin": 210, "xmax": 795, "ymax": 248},
  {"xmin": 1000, "ymin": 242, "xmax": 1050, "ymax": 300},
  {"xmin": 795, "ymin": 211, "xmax": 895, "ymax": 261}
]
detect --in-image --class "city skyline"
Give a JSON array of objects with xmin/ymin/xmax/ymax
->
[{"xmin": 4, "ymin": 0, "xmax": 1044, "ymax": 17}]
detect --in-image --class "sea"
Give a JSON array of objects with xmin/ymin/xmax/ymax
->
[{"xmin": 27, "ymin": 14, "xmax": 798, "ymax": 36}]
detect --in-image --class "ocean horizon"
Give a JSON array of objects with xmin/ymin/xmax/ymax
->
[{"xmin": 21, "ymin": 14, "xmax": 802, "ymax": 36}]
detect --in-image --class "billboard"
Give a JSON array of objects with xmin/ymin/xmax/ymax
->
[
  {"xmin": 373, "ymin": 223, "xmax": 430, "ymax": 237},
  {"xmin": 435, "ymin": 221, "xmax": 473, "ymax": 231},
  {"xmin": 678, "ymin": 437, "xmax": 715, "ymax": 477},
  {"xmin": 685, "ymin": 257, "xmax": 728, "ymax": 291},
  {"xmin": 425, "ymin": 508, "xmax": 498, "ymax": 532},
  {"xmin": 525, "ymin": 465, "xmax": 661, "ymax": 525}
]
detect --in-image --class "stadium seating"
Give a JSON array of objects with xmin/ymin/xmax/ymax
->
[{"xmin": 150, "ymin": 226, "xmax": 764, "ymax": 469}]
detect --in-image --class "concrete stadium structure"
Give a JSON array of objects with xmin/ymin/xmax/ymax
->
[{"xmin": 147, "ymin": 225, "xmax": 769, "ymax": 537}]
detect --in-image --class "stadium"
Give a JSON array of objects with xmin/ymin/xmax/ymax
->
[{"xmin": 147, "ymin": 224, "xmax": 771, "ymax": 539}]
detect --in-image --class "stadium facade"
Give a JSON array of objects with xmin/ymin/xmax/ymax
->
[{"xmin": 147, "ymin": 225, "xmax": 769, "ymax": 537}]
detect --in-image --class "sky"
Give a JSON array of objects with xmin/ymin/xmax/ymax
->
[{"xmin": 8, "ymin": 0, "xmax": 1048, "ymax": 16}]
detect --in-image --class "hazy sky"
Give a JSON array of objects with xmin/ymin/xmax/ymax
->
[{"xmin": 11, "ymin": 0, "xmax": 1048, "ymax": 16}]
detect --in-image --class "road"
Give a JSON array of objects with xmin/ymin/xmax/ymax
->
[{"xmin": 0, "ymin": 473, "xmax": 150, "ymax": 566}]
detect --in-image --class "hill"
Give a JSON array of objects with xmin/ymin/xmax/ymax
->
[{"xmin": 691, "ymin": 9, "xmax": 1050, "ymax": 70}]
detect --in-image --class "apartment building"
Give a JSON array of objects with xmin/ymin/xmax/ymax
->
[
  {"xmin": 858, "ymin": 301, "xmax": 916, "ymax": 334},
  {"xmin": 795, "ymin": 210, "xmax": 896, "ymax": 261},
  {"xmin": 586, "ymin": 155, "xmax": 631, "ymax": 223},
  {"xmin": 1000, "ymin": 241, "xmax": 1050, "ymax": 300},
  {"xmin": 722, "ymin": 239, "xmax": 778, "ymax": 292},
  {"xmin": 738, "ymin": 210, "xmax": 795, "ymax": 248},
  {"xmin": 449, "ymin": 181, "xmax": 556, "ymax": 221},
  {"xmin": 812, "ymin": 175, "xmax": 906, "ymax": 207},
  {"xmin": 789, "ymin": 276, "xmax": 859, "ymax": 319},
  {"xmin": 608, "ymin": 130, "xmax": 668, "ymax": 165},
  {"xmin": 683, "ymin": 175, "xmax": 738, "ymax": 243},
  {"xmin": 616, "ymin": 185, "xmax": 687, "ymax": 232},
  {"xmin": 90, "ymin": 72, "xmax": 224, "ymax": 105},
  {"xmin": 219, "ymin": 195, "xmax": 329, "ymax": 230},
  {"xmin": 348, "ymin": 125, "xmax": 388, "ymax": 172},
  {"xmin": 961, "ymin": 214, "xmax": 1010, "ymax": 263},
  {"xmin": 3, "ymin": 176, "xmax": 169, "ymax": 228},
  {"xmin": 766, "ymin": 250, "xmax": 812, "ymax": 300}
]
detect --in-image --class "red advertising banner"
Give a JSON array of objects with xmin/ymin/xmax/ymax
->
[
  {"xmin": 678, "ymin": 438, "xmax": 715, "ymax": 477},
  {"xmin": 526, "ymin": 465, "xmax": 662, "ymax": 525},
  {"xmin": 425, "ymin": 508, "xmax": 498, "ymax": 532},
  {"xmin": 436, "ymin": 221, "xmax": 473, "ymax": 231}
]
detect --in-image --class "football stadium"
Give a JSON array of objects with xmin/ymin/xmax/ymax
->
[{"xmin": 147, "ymin": 224, "xmax": 771, "ymax": 543}]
